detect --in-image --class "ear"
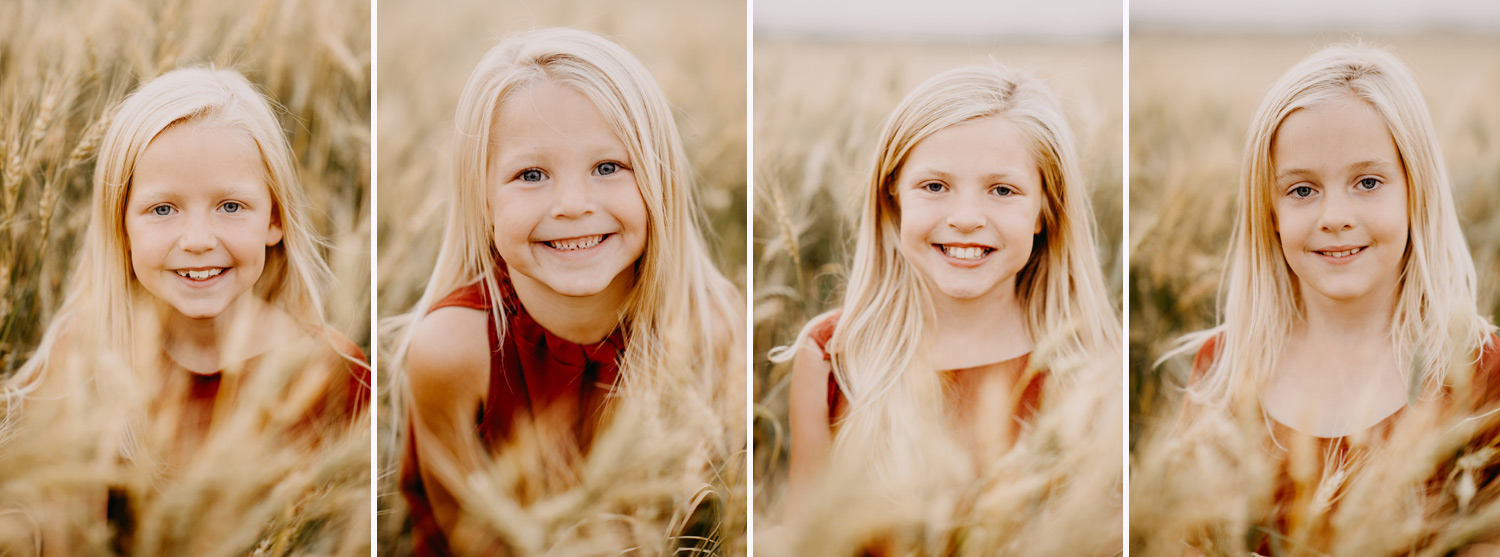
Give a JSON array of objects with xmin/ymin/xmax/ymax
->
[
  {"xmin": 266, "ymin": 210, "xmax": 284, "ymax": 247},
  {"xmin": 1034, "ymin": 215, "xmax": 1043, "ymax": 235}
]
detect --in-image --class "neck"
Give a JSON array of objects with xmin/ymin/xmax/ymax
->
[
  {"xmin": 926, "ymin": 279, "xmax": 1032, "ymax": 369},
  {"xmin": 156, "ymin": 294, "xmax": 277, "ymax": 374},
  {"xmin": 1296, "ymin": 282, "xmax": 1398, "ymax": 344},
  {"xmin": 509, "ymin": 266, "xmax": 634, "ymax": 345}
]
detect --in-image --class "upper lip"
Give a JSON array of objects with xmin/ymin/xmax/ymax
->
[
  {"xmin": 536, "ymin": 232, "xmax": 613, "ymax": 243},
  {"xmin": 1313, "ymin": 245, "xmax": 1366, "ymax": 252},
  {"xmin": 933, "ymin": 241, "xmax": 996, "ymax": 249},
  {"xmin": 171, "ymin": 266, "xmax": 227, "ymax": 271}
]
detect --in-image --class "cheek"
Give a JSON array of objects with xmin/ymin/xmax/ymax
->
[
  {"xmin": 485, "ymin": 189, "xmax": 530, "ymax": 244},
  {"xmin": 1381, "ymin": 189, "xmax": 1410, "ymax": 246},
  {"xmin": 1271, "ymin": 203, "xmax": 1309, "ymax": 248},
  {"xmin": 614, "ymin": 184, "xmax": 650, "ymax": 235},
  {"xmin": 895, "ymin": 200, "xmax": 930, "ymax": 254}
]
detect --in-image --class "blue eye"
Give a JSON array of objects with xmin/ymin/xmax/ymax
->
[
  {"xmin": 1291, "ymin": 186, "xmax": 1315, "ymax": 198},
  {"xmin": 519, "ymin": 169, "xmax": 545, "ymax": 182},
  {"xmin": 1357, "ymin": 177, "xmax": 1381, "ymax": 191},
  {"xmin": 993, "ymin": 185, "xmax": 1015, "ymax": 197},
  {"xmin": 921, "ymin": 182, "xmax": 945, "ymax": 193},
  {"xmin": 594, "ymin": 161, "xmax": 620, "ymax": 176},
  {"xmin": 222, "ymin": 201, "xmax": 242, "ymax": 213},
  {"xmin": 152, "ymin": 205, "xmax": 173, "ymax": 216}
]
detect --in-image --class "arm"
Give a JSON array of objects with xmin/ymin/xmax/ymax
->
[
  {"xmin": 405, "ymin": 306, "xmax": 494, "ymax": 553},
  {"xmin": 784, "ymin": 337, "xmax": 834, "ymax": 521}
]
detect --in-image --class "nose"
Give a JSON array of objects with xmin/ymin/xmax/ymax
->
[
  {"xmin": 550, "ymin": 172, "xmax": 596, "ymax": 219},
  {"xmin": 178, "ymin": 211, "xmax": 218, "ymax": 253},
  {"xmin": 1317, "ymin": 188, "xmax": 1356, "ymax": 233},
  {"xmin": 946, "ymin": 191, "xmax": 986, "ymax": 233}
]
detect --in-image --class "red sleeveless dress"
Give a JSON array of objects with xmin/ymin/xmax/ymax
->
[
  {"xmin": 401, "ymin": 268, "xmax": 626, "ymax": 556},
  {"xmin": 1186, "ymin": 333, "xmax": 1500, "ymax": 554}
]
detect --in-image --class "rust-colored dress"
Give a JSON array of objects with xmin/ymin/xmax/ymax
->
[
  {"xmin": 1187, "ymin": 333, "xmax": 1500, "ymax": 554},
  {"xmin": 169, "ymin": 330, "xmax": 370, "ymax": 438},
  {"xmin": 807, "ymin": 310, "xmax": 1045, "ymax": 427},
  {"xmin": 108, "ymin": 331, "xmax": 370, "ymax": 552},
  {"xmin": 401, "ymin": 268, "xmax": 625, "ymax": 556},
  {"xmin": 804, "ymin": 311, "xmax": 1048, "ymax": 556}
]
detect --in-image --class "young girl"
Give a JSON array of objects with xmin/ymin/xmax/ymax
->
[
  {"xmin": 392, "ymin": 28, "xmax": 743, "ymax": 554},
  {"xmin": 780, "ymin": 66, "xmax": 1120, "ymax": 517},
  {"xmin": 0, "ymin": 67, "xmax": 369, "ymax": 550},
  {"xmin": 1172, "ymin": 44, "xmax": 1500, "ymax": 553}
]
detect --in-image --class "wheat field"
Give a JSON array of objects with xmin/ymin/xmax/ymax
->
[
  {"xmin": 752, "ymin": 37, "xmax": 1125, "ymax": 555},
  {"xmin": 0, "ymin": 0, "xmax": 371, "ymax": 554},
  {"xmin": 374, "ymin": 0, "xmax": 748, "ymax": 554},
  {"xmin": 1129, "ymin": 32, "xmax": 1500, "ymax": 554}
]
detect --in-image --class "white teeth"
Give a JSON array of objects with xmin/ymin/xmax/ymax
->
[
  {"xmin": 941, "ymin": 245, "xmax": 989, "ymax": 260},
  {"xmin": 1319, "ymin": 247, "xmax": 1365, "ymax": 258},
  {"xmin": 175, "ymin": 268, "xmax": 223, "ymax": 280},
  {"xmin": 546, "ymin": 234, "xmax": 605, "ymax": 251}
]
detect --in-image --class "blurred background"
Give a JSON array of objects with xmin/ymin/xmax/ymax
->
[
  {"xmin": 752, "ymin": 0, "xmax": 1123, "ymax": 544},
  {"xmin": 374, "ymin": 0, "xmax": 746, "ymax": 553},
  {"xmin": 1129, "ymin": 3, "xmax": 1500, "ymax": 444}
]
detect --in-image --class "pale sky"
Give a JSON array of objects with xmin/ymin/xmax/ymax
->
[
  {"xmin": 754, "ymin": 0, "xmax": 1122, "ymax": 42},
  {"xmin": 1133, "ymin": 0, "xmax": 1500, "ymax": 32},
  {"xmin": 755, "ymin": 0, "xmax": 1500, "ymax": 40}
]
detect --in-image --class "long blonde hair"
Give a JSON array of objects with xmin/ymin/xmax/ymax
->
[
  {"xmin": 386, "ymin": 28, "xmax": 742, "ymax": 428},
  {"xmin": 800, "ymin": 65, "xmax": 1120, "ymax": 476},
  {"xmin": 1178, "ymin": 44, "xmax": 1492, "ymax": 406},
  {"xmin": 3, "ymin": 67, "xmax": 334, "ymax": 404}
]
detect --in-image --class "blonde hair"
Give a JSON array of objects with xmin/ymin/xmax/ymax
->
[
  {"xmin": 795, "ymin": 66, "xmax": 1120, "ymax": 476},
  {"xmin": 4, "ymin": 67, "xmax": 333, "ymax": 402},
  {"xmin": 387, "ymin": 28, "xmax": 741, "ymax": 427},
  {"xmin": 1179, "ymin": 43, "xmax": 1493, "ymax": 406}
]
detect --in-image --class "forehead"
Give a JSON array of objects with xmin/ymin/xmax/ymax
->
[
  {"xmin": 490, "ymin": 80, "xmax": 624, "ymax": 153},
  {"xmin": 1272, "ymin": 95, "xmax": 1400, "ymax": 175},
  {"xmin": 900, "ymin": 115, "xmax": 1039, "ymax": 181},
  {"xmin": 130, "ymin": 122, "xmax": 269, "ymax": 198}
]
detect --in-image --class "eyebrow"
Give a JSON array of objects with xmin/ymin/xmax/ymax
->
[
  {"xmin": 908, "ymin": 167, "xmax": 1027, "ymax": 183},
  {"xmin": 127, "ymin": 181, "xmax": 266, "ymax": 205},
  {"xmin": 1275, "ymin": 159, "xmax": 1399, "ymax": 183},
  {"xmin": 491, "ymin": 142, "xmax": 630, "ymax": 167}
]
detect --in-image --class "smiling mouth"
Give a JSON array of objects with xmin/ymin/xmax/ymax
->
[
  {"xmin": 1315, "ymin": 246, "xmax": 1367, "ymax": 259},
  {"xmin": 175, "ymin": 268, "xmax": 224, "ymax": 280},
  {"xmin": 937, "ymin": 244, "xmax": 993, "ymax": 261},
  {"xmin": 544, "ymin": 234, "xmax": 607, "ymax": 251}
]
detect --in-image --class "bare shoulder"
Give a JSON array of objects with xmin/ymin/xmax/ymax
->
[
  {"xmin": 783, "ymin": 312, "xmax": 838, "ymax": 518},
  {"xmin": 407, "ymin": 306, "xmax": 491, "ymax": 414},
  {"xmin": 787, "ymin": 310, "xmax": 839, "ymax": 420}
]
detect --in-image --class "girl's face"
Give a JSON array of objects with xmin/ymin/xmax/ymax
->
[
  {"xmin": 1271, "ymin": 95, "xmax": 1408, "ymax": 307},
  {"xmin": 486, "ymin": 80, "xmax": 648, "ymax": 300},
  {"xmin": 894, "ymin": 115, "xmax": 1044, "ymax": 305},
  {"xmin": 124, "ymin": 123, "xmax": 283, "ymax": 320}
]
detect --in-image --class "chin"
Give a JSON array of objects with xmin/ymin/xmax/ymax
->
[
  {"xmin": 931, "ymin": 281, "xmax": 996, "ymax": 301},
  {"xmin": 542, "ymin": 276, "xmax": 618, "ymax": 298},
  {"xmin": 170, "ymin": 307, "xmax": 226, "ymax": 320}
]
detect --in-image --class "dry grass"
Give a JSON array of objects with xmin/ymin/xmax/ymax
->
[
  {"xmin": 752, "ymin": 37, "xmax": 1124, "ymax": 555},
  {"xmin": 0, "ymin": 0, "xmax": 371, "ymax": 553},
  {"xmin": 374, "ymin": 0, "xmax": 747, "ymax": 554},
  {"xmin": 1129, "ymin": 32, "xmax": 1500, "ymax": 554}
]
